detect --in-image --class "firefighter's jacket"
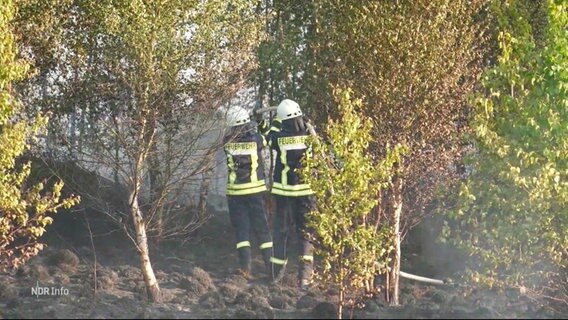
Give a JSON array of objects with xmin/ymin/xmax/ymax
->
[
  {"xmin": 259, "ymin": 119, "xmax": 314, "ymax": 197},
  {"xmin": 223, "ymin": 128, "xmax": 267, "ymax": 196}
]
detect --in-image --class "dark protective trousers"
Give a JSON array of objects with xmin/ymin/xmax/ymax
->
[
  {"xmin": 271, "ymin": 194, "xmax": 315, "ymax": 282},
  {"xmin": 228, "ymin": 192, "xmax": 273, "ymax": 274}
]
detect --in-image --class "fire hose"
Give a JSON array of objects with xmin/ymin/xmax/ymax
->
[{"xmin": 399, "ymin": 271, "xmax": 446, "ymax": 285}]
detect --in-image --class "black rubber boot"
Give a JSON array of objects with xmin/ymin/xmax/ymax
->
[
  {"xmin": 237, "ymin": 247, "xmax": 252, "ymax": 277},
  {"xmin": 261, "ymin": 248, "xmax": 272, "ymax": 275},
  {"xmin": 271, "ymin": 262, "xmax": 287, "ymax": 283}
]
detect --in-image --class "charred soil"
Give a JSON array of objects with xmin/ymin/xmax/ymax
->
[{"xmin": 0, "ymin": 211, "xmax": 563, "ymax": 319}]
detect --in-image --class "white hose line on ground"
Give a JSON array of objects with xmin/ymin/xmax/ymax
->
[
  {"xmin": 374, "ymin": 261, "xmax": 446, "ymax": 285},
  {"xmin": 399, "ymin": 271, "xmax": 445, "ymax": 285}
]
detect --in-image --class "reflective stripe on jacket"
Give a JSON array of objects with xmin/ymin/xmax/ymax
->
[
  {"xmin": 259, "ymin": 119, "xmax": 314, "ymax": 197},
  {"xmin": 224, "ymin": 129, "xmax": 267, "ymax": 196}
]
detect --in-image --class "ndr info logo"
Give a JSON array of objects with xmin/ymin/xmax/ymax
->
[{"xmin": 31, "ymin": 281, "xmax": 69, "ymax": 298}]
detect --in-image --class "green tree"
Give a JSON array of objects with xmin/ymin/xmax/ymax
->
[
  {"xmin": 0, "ymin": 0, "xmax": 79, "ymax": 271},
  {"xmin": 301, "ymin": 88, "xmax": 406, "ymax": 319},
  {"xmin": 257, "ymin": 0, "xmax": 489, "ymax": 304},
  {"xmin": 299, "ymin": 0, "xmax": 489, "ymax": 304},
  {"xmin": 255, "ymin": 0, "xmax": 313, "ymax": 106},
  {"xmin": 445, "ymin": 0, "xmax": 567, "ymax": 309},
  {"xmin": 14, "ymin": 0, "xmax": 263, "ymax": 303}
]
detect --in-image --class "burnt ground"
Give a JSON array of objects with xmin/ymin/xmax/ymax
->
[{"xmin": 0, "ymin": 211, "xmax": 564, "ymax": 319}]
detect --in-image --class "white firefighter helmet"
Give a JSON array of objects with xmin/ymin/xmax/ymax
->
[
  {"xmin": 276, "ymin": 99, "xmax": 303, "ymax": 121},
  {"xmin": 225, "ymin": 106, "xmax": 251, "ymax": 127}
]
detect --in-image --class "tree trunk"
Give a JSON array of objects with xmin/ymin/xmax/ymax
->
[
  {"xmin": 338, "ymin": 287, "xmax": 344, "ymax": 320},
  {"xmin": 69, "ymin": 108, "xmax": 76, "ymax": 153},
  {"xmin": 338, "ymin": 257, "xmax": 344, "ymax": 320},
  {"xmin": 267, "ymin": 109, "xmax": 275, "ymax": 225},
  {"xmin": 112, "ymin": 114, "xmax": 120, "ymax": 185},
  {"xmin": 148, "ymin": 148, "xmax": 163, "ymax": 242},
  {"xmin": 197, "ymin": 164, "xmax": 213, "ymax": 219},
  {"xmin": 388, "ymin": 175, "xmax": 403, "ymax": 306},
  {"xmin": 129, "ymin": 184, "xmax": 162, "ymax": 303}
]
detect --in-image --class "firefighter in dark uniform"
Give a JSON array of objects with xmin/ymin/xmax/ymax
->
[
  {"xmin": 222, "ymin": 106, "xmax": 273, "ymax": 278},
  {"xmin": 256, "ymin": 99, "xmax": 316, "ymax": 290}
]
